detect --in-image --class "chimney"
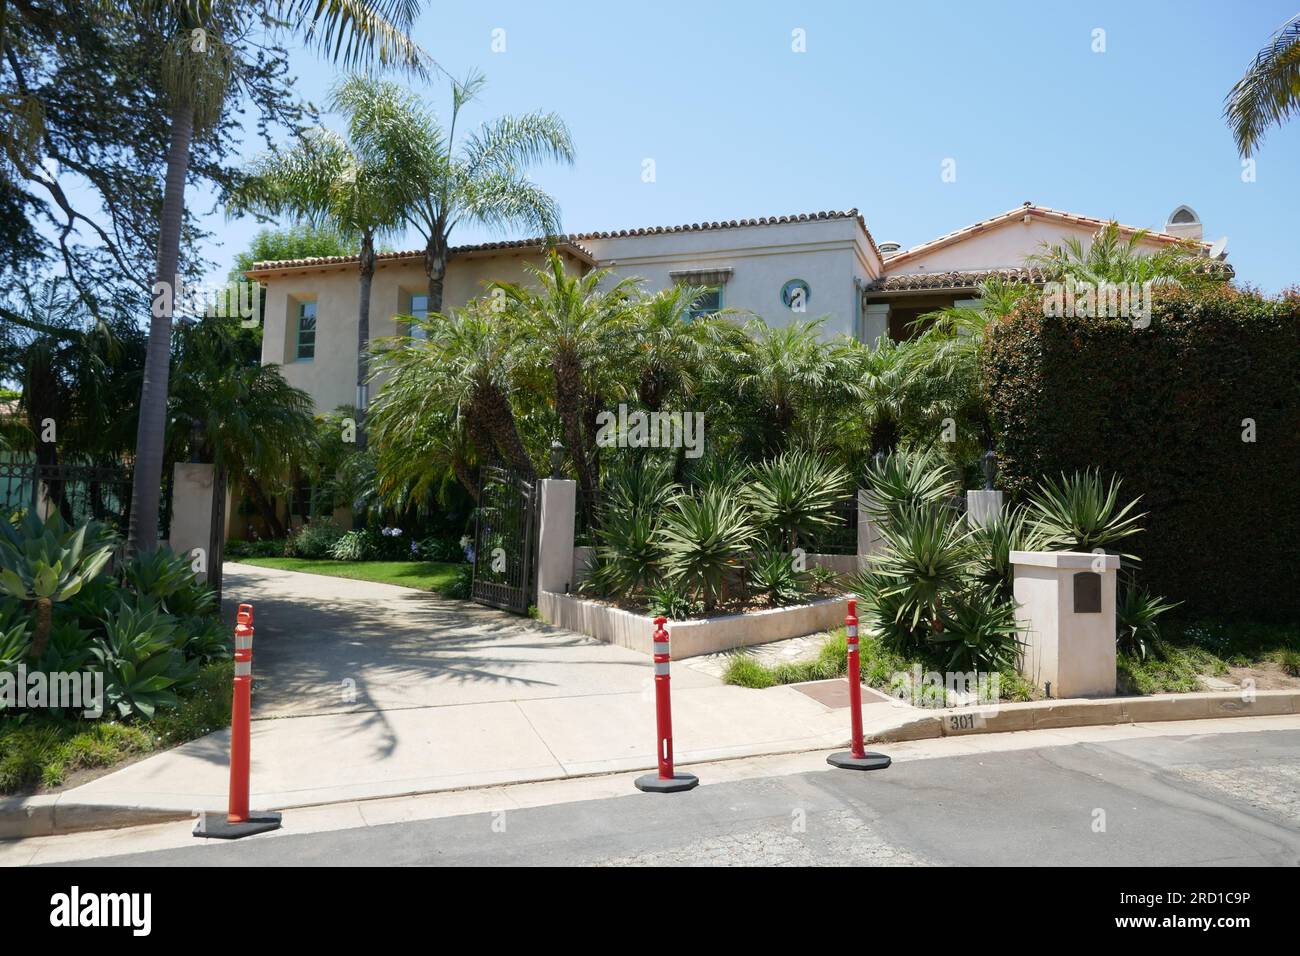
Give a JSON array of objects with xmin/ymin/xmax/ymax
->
[{"xmin": 1164, "ymin": 205, "xmax": 1203, "ymax": 242}]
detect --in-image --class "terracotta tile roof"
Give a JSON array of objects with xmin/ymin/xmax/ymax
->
[
  {"xmin": 870, "ymin": 260, "xmax": 1234, "ymax": 293},
  {"xmin": 869, "ymin": 267, "xmax": 1051, "ymax": 293},
  {"xmin": 245, "ymin": 237, "xmax": 596, "ymax": 274},
  {"xmin": 882, "ymin": 202, "xmax": 1216, "ymax": 268},
  {"xmin": 572, "ymin": 209, "xmax": 886, "ymax": 264}
]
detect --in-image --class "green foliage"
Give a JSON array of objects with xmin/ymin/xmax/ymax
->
[
  {"xmin": 230, "ymin": 223, "xmax": 353, "ymax": 281},
  {"xmin": 745, "ymin": 549, "xmax": 811, "ymax": 607},
  {"xmin": 868, "ymin": 504, "xmax": 977, "ymax": 630},
  {"xmin": 862, "ymin": 448, "xmax": 960, "ymax": 522},
  {"xmin": 121, "ymin": 547, "xmax": 213, "ymax": 615},
  {"xmin": 1116, "ymin": 581, "xmax": 1181, "ymax": 661},
  {"xmin": 969, "ymin": 504, "xmax": 1030, "ymax": 600},
  {"xmin": 441, "ymin": 563, "xmax": 473, "ymax": 600},
  {"xmin": 744, "ymin": 450, "xmax": 850, "ymax": 550},
  {"xmin": 657, "ymin": 487, "xmax": 757, "ymax": 612},
  {"xmin": 1024, "ymin": 469, "xmax": 1145, "ymax": 556},
  {"xmin": 329, "ymin": 529, "xmax": 375, "ymax": 561},
  {"xmin": 287, "ymin": 520, "xmax": 347, "ymax": 560},
  {"xmin": 90, "ymin": 602, "xmax": 197, "ymax": 720},
  {"xmin": 224, "ymin": 538, "xmax": 287, "ymax": 559},
  {"xmin": 592, "ymin": 458, "xmax": 675, "ymax": 599},
  {"xmin": 931, "ymin": 590, "xmax": 1022, "ymax": 672},
  {"xmin": 644, "ymin": 580, "xmax": 701, "ymax": 620},
  {"xmin": 985, "ymin": 284, "xmax": 1299, "ymax": 618},
  {"xmin": 1280, "ymin": 649, "xmax": 1300, "ymax": 678}
]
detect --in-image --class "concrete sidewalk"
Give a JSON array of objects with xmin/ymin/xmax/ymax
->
[{"xmin": 31, "ymin": 564, "xmax": 904, "ymax": 821}]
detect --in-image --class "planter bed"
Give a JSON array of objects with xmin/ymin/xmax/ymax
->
[{"xmin": 538, "ymin": 590, "xmax": 850, "ymax": 658}]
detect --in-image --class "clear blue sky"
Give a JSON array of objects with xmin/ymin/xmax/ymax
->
[{"xmin": 202, "ymin": 0, "xmax": 1300, "ymax": 292}]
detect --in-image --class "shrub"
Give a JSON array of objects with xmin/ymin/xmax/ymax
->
[
  {"xmin": 1116, "ymin": 579, "xmax": 1180, "ymax": 661},
  {"xmin": 745, "ymin": 549, "xmax": 810, "ymax": 606},
  {"xmin": 744, "ymin": 450, "xmax": 850, "ymax": 551},
  {"xmin": 862, "ymin": 448, "xmax": 960, "ymax": 522},
  {"xmin": 657, "ymin": 487, "xmax": 756, "ymax": 612},
  {"xmin": 287, "ymin": 521, "xmax": 346, "ymax": 559},
  {"xmin": 644, "ymin": 580, "xmax": 700, "ymax": 619},
  {"xmin": 417, "ymin": 536, "xmax": 466, "ymax": 563},
  {"xmin": 985, "ymin": 285, "xmax": 1300, "ymax": 619},
  {"xmin": 224, "ymin": 538, "xmax": 288, "ymax": 559},
  {"xmin": 121, "ymin": 548, "xmax": 216, "ymax": 618},
  {"xmin": 90, "ymin": 602, "xmax": 198, "ymax": 719},
  {"xmin": 441, "ymin": 563, "xmax": 472, "ymax": 600},
  {"xmin": 1024, "ymin": 469, "xmax": 1146, "ymax": 556},
  {"xmin": 329, "ymin": 529, "xmax": 375, "ymax": 561}
]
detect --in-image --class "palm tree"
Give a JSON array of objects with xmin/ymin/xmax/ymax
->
[
  {"xmin": 123, "ymin": 0, "xmax": 430, "ymax": 554},
  {"xmin": 232, "ymin": 102, "xmax": 410, "ymax": 450},
  {"xmin": 167, "ymin": 318, "xmax": 317, "ymax": 539},
  {"xmin": 369, "ymin": 301, "xmax": 537, "ymax": 496},
  {"xmin": 726, "ymin": 318, "xmax": 862, "ymax": 453},
  {"xmin": 494, "ymin": 251, "xmax": 638, "ymax": 522},
  {"xmin": 332, "ymin": 70, "xmax": 575, "ymax": 311},
  {"xmin": 1025, "ymin": 221, "xmax": 1211, "ymax": 287},
  {"xmin": 1224, "ymin": 13, "xmax": 1300, "ymax": 156},
  {"xmin": 631, "ymin": 285, "xmax": 724, "ymax": 412}
]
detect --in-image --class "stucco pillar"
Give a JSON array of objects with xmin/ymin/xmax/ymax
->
[
  {"xmin": 170, "ymin": 462, "xmax": 216, "ymax": 584},
  {"xmin": 857, "ymin": 488, "xmax": 886, "ymax": 568},
  {"xmin": 966, "ymin": 490, "xmax": 1004, "ymax": 527},
  {"xmin": 861, "ymin": 303, "xmax": 891, "ymax": 345},
  {"xmin": 536, "ymin": 479, "xmax": 576, "ymax": 597},
  {"xmin": 1011, "ymin": 550, "xmax": 1119, "ymax": 698}
]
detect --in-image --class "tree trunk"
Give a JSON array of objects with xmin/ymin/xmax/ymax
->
[
  {"xmin": 355, "ymin": 232, "xmax": 376, "ymax": 452},
  {"xmin": 476, "ymin": 383, "xmax": 535, "ymax": 482},
  {"xmin": 29, "ymin": 596, "xmax": 52, "ymax": 661},
  {"xmin": 127, "ymin": 101, "xmax": 194, "ymax": 555},
  {"xmin": 245, "ymin": 476, "xmax": 286, "ymax": 539},
  {"xmin": 425, "ymin": 232, "xmax": 448, "ymax": 314}
]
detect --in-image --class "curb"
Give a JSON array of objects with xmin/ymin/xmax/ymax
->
[
  {"xmin": 0, "ymin": 794, "xmax": 192, "ymax": 840},
  {"xmin": 5, "ymin": 690, "xmax": 1296, "ymax": 840},
  {"xmin": 865, "ymin": 689, "xmax": 1300, "ymax": 744}
]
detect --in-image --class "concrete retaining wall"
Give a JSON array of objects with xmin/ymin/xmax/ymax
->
[{"xmin": 539, "ymin": 590, "xmax": 850, "ymax": 658}]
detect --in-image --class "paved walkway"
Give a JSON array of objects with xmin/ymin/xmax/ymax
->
[{"xmin": 60, "ymin": 564, "xmax": 889, "ymax": 814}]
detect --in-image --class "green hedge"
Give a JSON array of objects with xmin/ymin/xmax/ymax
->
[{"xmin": 984, "ymin": 285, "xmax": 1299, "ymax": 620}]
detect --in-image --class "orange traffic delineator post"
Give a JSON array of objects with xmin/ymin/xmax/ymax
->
[
  {"xmin": 827, "ymin": 599, "xmax": 891, "ymax": 772},
  {"xmin": 634, "ymin": 617, "xmax": 699, "ymax": 793},
  {"xmin": 194, "ymin": 603, "xmax": 283, "ymax": 839}
]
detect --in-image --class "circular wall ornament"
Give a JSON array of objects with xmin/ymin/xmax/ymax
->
[{"xmin": 781, "ymin": 278, "xmax": 811, "ymax": 311}]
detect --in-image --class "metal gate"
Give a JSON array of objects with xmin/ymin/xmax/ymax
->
[{"xmin": 470, "ymin": 463, "xmax": 538, "ymax": 614}]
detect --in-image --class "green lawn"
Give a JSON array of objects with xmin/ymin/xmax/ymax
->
[{"xmin": 232, "ymin": 557, "xmax": 467, "ymax": 595}]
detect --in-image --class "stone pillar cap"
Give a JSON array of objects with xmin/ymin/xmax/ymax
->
[{"xmin": 1010, "ymin": 550, "xmax": 1120, "ymax": 570}]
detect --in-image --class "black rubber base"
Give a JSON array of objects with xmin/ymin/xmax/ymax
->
[
  {"xmin": 193, "ymin": 812, "xmax": 283, "ymax": 839},
  {"xmin": 826, "ymin": 751, "xmax": 892, "ymax": 771},
  {"xmin": 634, "ymin": 772, "xmax": 700, "ymax": 793}
]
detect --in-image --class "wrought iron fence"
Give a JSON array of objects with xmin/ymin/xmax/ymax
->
[
  {"xmin": 806, "ymin": 491, "xmax": 860, "ymax": 555},
  {"xmin": 0, "ymin": 456, "xmax": 149, "ymax": 537}
]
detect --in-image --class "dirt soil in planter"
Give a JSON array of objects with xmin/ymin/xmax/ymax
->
[{"xmin": 1224, "ymin": 662, "xmax": 1300, "ymax": 691}]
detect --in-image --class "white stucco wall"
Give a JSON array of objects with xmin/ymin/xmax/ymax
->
[{"xmin": 581, "ymin": 216, "xmax": 881, "ymax": 341}]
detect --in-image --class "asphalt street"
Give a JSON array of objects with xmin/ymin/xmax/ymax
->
[{"xmin": 50, "ymin": 728, "xmax": 1300, "ymax": 866}]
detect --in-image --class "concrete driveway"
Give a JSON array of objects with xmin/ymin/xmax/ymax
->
[{"xmin": 55, "ymin": 563, "xmax": 854, "ymax": 813}]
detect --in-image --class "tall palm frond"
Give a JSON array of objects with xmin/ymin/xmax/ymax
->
[{"xmin": 1224, "ymin": 14, "xmax": 1300, "ymax": 157}]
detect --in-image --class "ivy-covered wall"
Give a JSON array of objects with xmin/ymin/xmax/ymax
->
[{"xmin": 984, "ymin": 285, "xmax": 1299, "ymax": 620}]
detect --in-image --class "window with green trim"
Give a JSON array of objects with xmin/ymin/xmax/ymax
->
[
  {"xmin": 687, "ymin": 286, "xmax": 723, "ymax": 321},
  {"xmin": 295, "ymin": 301, "xmax": 316, "ymax": 360},
  {"xmin": 408, "ymin": 293, "xmax": 429, "ymax": 340}
]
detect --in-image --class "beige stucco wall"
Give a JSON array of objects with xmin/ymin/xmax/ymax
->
[
  {"xmin": 257, "ymin": 248, "xmax": 588, "ymax": 414},
  {"xmin": 581, "ymin": 217, "xmax": 881, "ymax": 341},
  {"xmin": 885, "ymin": 218, "xmax": 1182, "ymax": 276}
]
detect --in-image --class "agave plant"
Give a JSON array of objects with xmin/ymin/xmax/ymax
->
[
  {"xmin": 1026, "ymin": 469, "xmax": 1146, "ymax": 556},
  {"xmin": 746, "ymin": 549, "xmax": 811, "ymax": 607},
  {"xmin": 930, "ymin": 589, "xmax": 1022, "ymax": 672},
  {"xmin": 745, "ymin": 450, "xmax": 850, "ymax": 551},
  {"xmin": 91, "ymin": 602, "xmax": 196, "ymax": 720},
  {"xmin": 0, "ymin": 618, "xmax": 30, "ymax": 673},
  {"xmin": 590, "ymin": 457, "xmax": 676, "ymax": 600},
  {"xmin": 862, "ymin": 448, "xmax": 961, "ymax": 523},
  {"xmin": 1116, "ymin": 579, "xmax": 1181, "ymax": 661},
  {"xmin": 847, "ymin": 568, "xmax": 928, "ymax": 657},
  {"xmin": 121, "ymin": 547, "xmax": 216, "ymax": 617},
  {"xmin": 0, "ymin": 512, "xmax": 116, "ymax": 660},
  {"xmin": 969, "ymin": 504, "xmax": 1032, "ymax": 600},
  {"xmin": 870, "ymin": 504, "xmax": 977, "ymax": 630},
  {"xmin": 657, "ymin": 487, "xmax": 757, "ymax": 613}
]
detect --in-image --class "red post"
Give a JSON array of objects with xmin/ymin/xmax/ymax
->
[
  {"xmin": 846, "ymin": 599, "xmax": 865, "ymax": 759},
  {"xmin": 652, "ymin": 616, "xmax": 674, "ymax": 779},
  {"xmin": 228, "ymin": 604, "xmax": 254, "ymax": 823},
  {"xmin": 826, "ymin": 596, "xmax": 891, "ymax": 771},
  {"xmin": 634, "ymin": 617, "xmax": 698, "ymax": 792}
]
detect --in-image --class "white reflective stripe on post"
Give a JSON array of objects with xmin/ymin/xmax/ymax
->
[
  {"xmin": 235, "ymin": 634, "xmax": 253, "ymax": 651},
  {"xmin": 654, "ymin": 661, "xmax": 671, "ymax": 676},
  {"xmin": 846, "ymin": 625, "xmax": 857, "ymax": 638},
  {"xmin": 654, "ymin": 641, "xmax": 670, "ymax": 658},
  {"xmin": 234, "ymin": 660, "xmax": 252, "ymax": 677}
]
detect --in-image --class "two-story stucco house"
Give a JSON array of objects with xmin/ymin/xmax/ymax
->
[{"xmin": 247, "ymin": 200, "xmax": 1221, "ymax": 420}]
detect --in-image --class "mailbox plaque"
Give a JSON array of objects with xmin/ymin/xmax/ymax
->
[{"xmin": 1073, "ymin": 571, "xmax": 1102, "ymax": 614}]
